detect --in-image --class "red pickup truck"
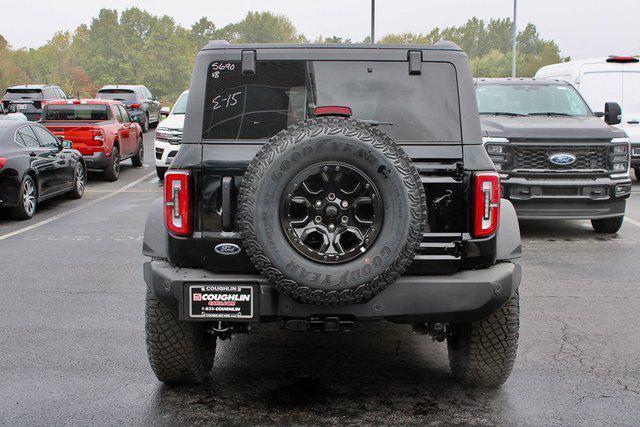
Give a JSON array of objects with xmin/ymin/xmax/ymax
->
[{"xmin": 41, "ymin": 99, "xmax": 144, "ymax": 181}]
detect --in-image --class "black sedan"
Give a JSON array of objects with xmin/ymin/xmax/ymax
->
[{"xmin": 0, "ymin": 121, "xmax": 85, "ymax": 220}]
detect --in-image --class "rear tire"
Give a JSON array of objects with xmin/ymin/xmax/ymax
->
[
  {"xmin": 141, "ymin": 114, "xmax": 149, "ymax": 133},
  {"xmin": 145, "ymin": 288, "xmax": 216, "ymax": 384},
  {"xmin": 131, "ymin": 137, "xmax": 144, "ymax": 167},
  {"xmin": 591, "ymin": 216, "xmax": 624, "ymax": 233},
  {"xmin": 104, "ymin": 146, "xmax": 120, "ymax": 182},
  {"xmin": 447, "ymin": 290, "xmax": 520, "ymax": 387},
  {"xmin": 65, "ymin": 162, "xmax": 85, "ymax": 199},
  {"xmin": 9, "ymin": 175, "xmax": 37, "ymax": 220},
  {"xmin": 156, "ymin": 167, "xmax": 167, "ymax": 180}
]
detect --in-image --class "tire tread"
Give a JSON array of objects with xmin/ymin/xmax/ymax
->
[
  {"xmin": 145, "ymin": 288, "xmax": 215, "ymax": 384},
  {"xmin": 447, "ymin": 290, "xmax": 520, "ymax": 386}
]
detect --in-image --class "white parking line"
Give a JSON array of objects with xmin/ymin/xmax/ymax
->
[
  {"xmin": 0, "ymin": 171, "xmax": 155, "ymax": 241},
  {"xmin": 625, "ymin": 217, "xmax": 640, "ymax": 228}
]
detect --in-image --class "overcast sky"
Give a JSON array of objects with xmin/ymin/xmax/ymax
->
[{"xmin": 3, "ymin": 0, "xmax": 639, "ymax": 60}]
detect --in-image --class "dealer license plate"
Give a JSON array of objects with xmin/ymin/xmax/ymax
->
[{"xmin": 189, "ymin": 285, "xmax": 254, "ymax": 319}]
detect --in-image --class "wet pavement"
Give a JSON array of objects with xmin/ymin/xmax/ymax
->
[{"xmin": 1, "ymin": 132, "xmax": 639, "ymax": 424}]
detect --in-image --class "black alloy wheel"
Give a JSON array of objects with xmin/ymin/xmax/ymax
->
[{"xmin": 281, "ymin": 162, "xmax": 384, "ymax": 264}]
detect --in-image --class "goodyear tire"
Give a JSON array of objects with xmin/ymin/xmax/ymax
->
[
  {"xmin": 447, "ymin": 290, "xmax": 520, "ymax": 387},
  {"xmin": 238, "ymin": 117, "xmax": 426, "ymax": 305},
  {"xmin": 145, "ymin": 288, "xmax": 216, "ymax": 384}
]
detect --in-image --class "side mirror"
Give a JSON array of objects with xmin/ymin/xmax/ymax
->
[
  {"xmin": 604, "ymin": 102, "xmax": 622, "ymax": 125},
  {"xmin": 160, "ymin": 107, "xmax": 170, "ymax": 117},
  {"xmin": 62, "ymin": 140, "xmax": 73, "ymax": 149}
]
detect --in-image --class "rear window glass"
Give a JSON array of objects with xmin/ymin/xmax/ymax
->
[
  {"xmin": 44, "ymin": 104, "xmax": 109, "ymax": 121},
  {"xmin": 3, "ymin": 89, "xmax": 43, "ymax": 100},
  {"xmin": 97, "ymin": 90, "xmax": 136, "ymax": 101},
  {"xmin": 202, "ymin": 60, "xmax": 461, "ymax": 143}
]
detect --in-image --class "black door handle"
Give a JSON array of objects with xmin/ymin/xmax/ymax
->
[{"xmin": 29, "ymin": 151, "xmax": 36, "ymax": 157}]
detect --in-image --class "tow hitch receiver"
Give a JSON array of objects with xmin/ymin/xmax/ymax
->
[{"xmin": 283, "ymin": 316, "xmax": 355, "ymax": 332}]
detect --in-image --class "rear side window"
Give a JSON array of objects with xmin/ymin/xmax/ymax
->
[
  {"xmin": 97, "ymin": 90, "xmax": 136, "ymax": 102},
  {"xmin": 32, "ymin": 126, "xmax": 59, "ymax": 149},
  {"xmin": 16, "ymin": 126, "xmax": 39, "ymax": 148},
  {"xmin": 112, "ymin": 105, "xmax": 123, "ymax": 122},
  {"xmin": 202, "ymin": 60, "xmax": 461, "ymax": 143},
  {"xmin": 3, "ymin": 89, "xmax": 43, "ymax": 100},
  {"xmin": 44, "ymin": 104, "xmax": 109, "ymax": 121},
  {"xmin": 118, "ymin": 105, "xmax": 131, "ymax": 122}
]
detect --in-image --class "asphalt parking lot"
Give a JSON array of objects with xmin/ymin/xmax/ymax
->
[{"xmin": 1, "ymin": 130, "xmax": 639, "ymax": 424}]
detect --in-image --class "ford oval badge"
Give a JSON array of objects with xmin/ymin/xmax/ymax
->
[
  {"xmin": 214, "ymin": 243, "xmax": 241, "ymax": 255},
  {"xmin": 549, "ymin": 153, "xmax": 576, "ymax": 166}
]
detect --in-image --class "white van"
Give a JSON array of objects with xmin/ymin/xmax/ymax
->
[{"xmin": 535, "ymin": 56, "xmax": 640, "ymax": 177}]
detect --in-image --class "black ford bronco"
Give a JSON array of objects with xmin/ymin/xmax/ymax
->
[
  {"xmin": 476, "ymin": 78, "xmax": 631, "ymax": 233},
  {"xmin": 142, "ymin": 41, "xmax": 522, "ymax": 386}
]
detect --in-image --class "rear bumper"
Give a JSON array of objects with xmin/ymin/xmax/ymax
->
[
  {"xmin": 143, "ymin": 259, "xmax": 521, "ymax": 323},
  {"xmin": 83, "ymin": 151, "xmax": 110, "ymax": 170},
  {"xmin": 502, "ymin": 175, "xmax": 631, "ymax": 220}
]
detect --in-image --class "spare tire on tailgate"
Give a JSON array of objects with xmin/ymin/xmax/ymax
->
[{"xmin": 238, "ymin": 117, "xmax": 426, "ymax": 305}]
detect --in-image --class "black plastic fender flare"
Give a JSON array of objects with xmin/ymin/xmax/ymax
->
[
  {"xmin": 142, "ymin": 198, "xmax": 168, "ymax": 259},
  {"xmin": 496, "ymin": 198, "xmax": 522, "ymax": 261}
]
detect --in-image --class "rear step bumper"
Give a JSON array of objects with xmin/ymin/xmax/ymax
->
[{"xmin": 144, "ymin": 260, "xmax": 521, "ymax": 323}]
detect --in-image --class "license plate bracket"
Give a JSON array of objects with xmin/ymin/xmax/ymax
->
[{"xmin": 188, "ymin": 284, "xmax": 254, "ymax": 319}]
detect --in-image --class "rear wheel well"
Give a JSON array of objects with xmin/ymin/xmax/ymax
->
[{"xmin": 25, "ymin": 170, "xmax": 38, "ymax": 199}]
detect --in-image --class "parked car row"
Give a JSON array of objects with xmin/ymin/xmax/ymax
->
[
  {"xmin": 0, "ymin": 86, "xmax": 190, "ymax": 220},
  {"xmin": 1, "ymin": 83, "xmax": 161, "ymax": 133}
]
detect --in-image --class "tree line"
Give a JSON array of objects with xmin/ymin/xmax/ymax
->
[{"xmin": 0, "ymin": 8, "xmax": 567, "ymax": 104}]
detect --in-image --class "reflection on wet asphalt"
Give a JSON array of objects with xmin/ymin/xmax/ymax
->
[{"xmin": 1, "ymin": 138, "xmax": 639, "ymax": 424}]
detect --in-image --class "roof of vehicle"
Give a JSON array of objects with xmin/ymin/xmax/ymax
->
[
  {"xmin": 0, "ymin": 119, "xmax": 45, "ymax": 139},
  {"xmin": 475, "ymin": 77, "xmax": 570, "ymax": 85},
  {"xmin": 98, "ymin": 85, "xmax": 147, "ymax": 91},
  {"xmin": 202, "ymin": 40, "xmax": 462, "ymax": 51},
  {"xmin": 46, "ymin": 99, "xmax": 121, "ymax": 106},
  {"xmin": 6, "ymin": 84, "xmax": 58, "ymax": 90}
]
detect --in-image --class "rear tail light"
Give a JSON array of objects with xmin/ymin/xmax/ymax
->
[
  {"xmin": 0, "ymin": 157, "xmax": 7, "ymax": 169},
  {"xmin": 129, "ymin": 103, "xmax": 141, "ymax": 109},
  {"xmin": 606, "ymin": 56, "xmax": 639, "ymax": 63},
  {"xmin": 164, "ymin": 170, "xmax": 192, "ymax": 236},
  {"xmin": 92, "ymin": 128, "xmax": 104, "ymax": 142},
  {"xmin": 472, "ymin": 172, "xmax": 500, "ymax": 238}
]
